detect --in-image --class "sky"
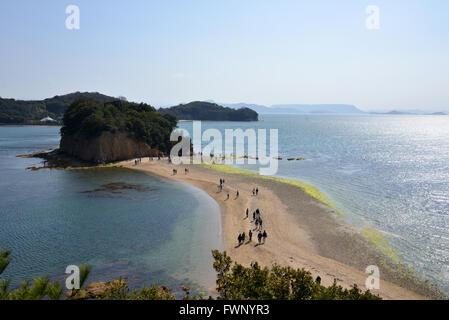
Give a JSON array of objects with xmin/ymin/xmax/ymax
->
[{"xmin": 0, "ymin": 0, "xmax": 448, "ymax": 111}]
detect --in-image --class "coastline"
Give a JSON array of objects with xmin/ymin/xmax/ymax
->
[{"xmin": 122, "ymin": 158, "xmax": 443, "ymax": 300}]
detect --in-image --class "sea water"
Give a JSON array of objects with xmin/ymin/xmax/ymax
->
[
  {"xmin": 0, "ymin": 126, "xmax": 223, "ymax": 296},
  {"xmin": 179, "ymin": 114, "xmax": 449, "ymax": 293}
]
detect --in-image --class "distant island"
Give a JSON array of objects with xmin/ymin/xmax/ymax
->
[
  {"xmin": 211, "ymin": 101, "xmax": 365, "ymax": 115},
  {"xmin": 159, "ymin": 101, "xmax": 258, "ymax": 121},
  {"xmin": 3, "ymin": 92, "xmax": 446, "ymax": 125},
  {"xmin": 369, "ymin": 110, "xmax": 448, "ymax": 115},
  {"xmin": 208, "ymin": 101, "xmax": 448, "ymax": 116},
  {"xmin": 59, "ymin": 98, "xmax": 177, "ymax": 163},
  {"xmin": 0, "ymin": 92, "xmax": 117, "ymax": 125}
]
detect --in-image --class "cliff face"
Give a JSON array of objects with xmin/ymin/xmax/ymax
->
[{"xmin": 60, "ymin": 131, "xmax": 158, "ymax": 163}]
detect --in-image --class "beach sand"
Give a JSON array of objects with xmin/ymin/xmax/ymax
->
[{"xmin": 123, "ymin": 158, "xmax": 437, "ymax": 300}]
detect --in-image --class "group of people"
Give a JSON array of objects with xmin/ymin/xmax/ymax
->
[
  {"xmin": 253, "ymin": 209, "xmax": 264, "ymax": 231},
  {"xmin": 239, "ymin": 189, "xmax": 268, "ymax": 246},
  {"xmin": 173, "ymin": 168, "xmax": 190, "ymax": 175},
  {"xmin": 218, "ymin": 178, "xmax": 227, "ymax": 194},
  {"xmin": 216, "ymin": 177, "xmax": 268, "ymax": 246},
  {"xmin": 134, "ymin": 155, "xmax": 164, "ymax": 165},
  {"xmin": 238, "ymin": 229, "xmax": 267, "ymax": 245}
]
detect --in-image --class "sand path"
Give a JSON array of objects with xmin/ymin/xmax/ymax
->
[{"xmin": 123, "ymin": 159, "xmax": 425, "ymax": 300}]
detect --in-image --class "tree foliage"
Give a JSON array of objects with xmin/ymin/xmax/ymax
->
[
  {"xmin": 211, "ymin": 250, "xmax": 381, "ymax": 300},
  {"xmin": 100, "ymin": 282, "xmax": 176, "ymax": 300},
  {"xmin": 0, "ymin": 248, "xmax": 381, "ymax": 300}
]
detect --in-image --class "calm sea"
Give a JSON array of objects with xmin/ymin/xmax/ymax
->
[
  {"xmin": 0, "ymin": 126, "xmax": 223, "ymax": 296},
  {"xmin": 2, "ymin": 114, "xmax": 449, "ymax": 294},
  {"xmin": 179, "ymin": 114, "xmax": 449, "ymax": 293}
]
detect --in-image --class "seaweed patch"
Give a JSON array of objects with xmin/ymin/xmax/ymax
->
[{"xmin": 81, "ymin": 182, "xmax": 157, "ymax": 200}]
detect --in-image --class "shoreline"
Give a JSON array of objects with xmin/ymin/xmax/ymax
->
[
  {"xmin": 17, "ymin": 147, "xmax": 445, "ymax": 299},
  {"xmin": 122, "ymin": 158, "xmax": 444, "ymax": 300}
]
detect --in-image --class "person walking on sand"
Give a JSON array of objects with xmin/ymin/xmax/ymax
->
[
  {"xmin": 226, "ymin": 192, "xmax": 230, "ymax": 200},
  {"xmin": 246, "ymin": 208, "xmax": 249, "ymax": 219},
  {"xmin": 242, "ymin": 232, "xmax": 246, "ymax": 243},
  {"xmin": 257, "ymin": 231, "xmax": 262, "ymax": 245},
  {"xmin": 249, "ymin": 230, "xmax": 252, "ymax": 242},
  {"xmin": 262, "ymin": 230, "xmax": 267, "ymax": 243},
  {"xmin": 256, "ymin": 187, "xmax": 259, "ymax": 195},
  {"xmin": 236, "ymin": 190, "xmax": 239, "ymax": 198},
  {"xmin": 259, "ymin": 219, "xmax": 263, "ymax": 230},
  {"xmin": 255, "ymin": 219, "xmax": 259, "ymax": 229}
]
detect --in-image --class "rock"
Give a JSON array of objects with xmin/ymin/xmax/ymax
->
[
  {"xmin": 66, "ymin": 280, "xmax": 125, "ymax": 300},
  {"xmin": 60, "ymin": 131, "xmax": 160, "ymax": 163},
  {"xmin": 181, "ymin": 285, "xmax": 190, "ymax": 295}
]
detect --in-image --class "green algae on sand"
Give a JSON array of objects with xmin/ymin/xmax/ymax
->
[
  {"xmin": 200, "ymin": 163, "xmax": 405, "ymax": 265},
  {"xmin": 200, "ymin": 163, "xmax": 344, "ymax": 215}
]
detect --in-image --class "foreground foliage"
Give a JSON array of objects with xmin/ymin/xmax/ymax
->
[
  {"xmin": 0, "ymin": 249, "xmax": 64, "ymax": 300},
  {"xmin": 0, "ymin": 248, "xmax": 380, "ymax": 300},
  {"xmin": 211, "ymin": 250, "xmax": 381, "ymax": 300}
]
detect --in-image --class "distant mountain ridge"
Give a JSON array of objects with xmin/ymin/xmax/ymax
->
[
  {"xmin": 209, "ymin": 101, "xmax": 365, "ymax": 114},
  {"xmin": 0, "ymin": 92, "xmax": 116, "ymax": 124},
  {"xmin": 370, "ymin": 110, "xmax": 448, "ymax": 115},
  {"xmin": 207, "ymin": 101, "xmax": 448, "ymax": 115}
]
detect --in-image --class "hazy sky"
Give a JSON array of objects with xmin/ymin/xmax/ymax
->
[{"xmin": 1, "ymin": 0, "xmax": 448, "ymax": 111}]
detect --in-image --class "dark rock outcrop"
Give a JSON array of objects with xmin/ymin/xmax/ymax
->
[{"xmin": 60, "ymin": 131, "xmax": 159, "ymax": 163}]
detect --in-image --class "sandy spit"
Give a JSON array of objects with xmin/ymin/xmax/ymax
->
[{"xmin": 121, "ymin": 158, "xmax": 438, "ymax": 300}]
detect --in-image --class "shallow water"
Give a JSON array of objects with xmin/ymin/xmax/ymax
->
[
  {"xmin": 179, "ymin": 114, "xmax": 449, "ymax": 293},
  {"xmin": 0, "ymin": 126, "xmax": 223, "ymax": 296}
]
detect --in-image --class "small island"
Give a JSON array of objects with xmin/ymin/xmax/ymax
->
[
  {"xmin": 159, "ymin": 101, "xmax": 258, "ymax": 121},
  {"xmin": 59, "ymin": 98, "xmax": 177, "ymax": 163}
]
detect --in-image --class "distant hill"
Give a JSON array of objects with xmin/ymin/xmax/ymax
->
[
  {"xmin": 160, "ymin": 101, "xmax": 258, "ymax": 121},
  {"xmin": 215, "ymin": 101, "xmax": 365, "ymax": 114},
  {"xmin": 0, "ymin": 92, "xmax": 116, "ymax": 124},
  {"xmin": 370, "ymin": 110, "xmax": 448, "ymax": 115}
]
